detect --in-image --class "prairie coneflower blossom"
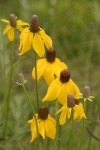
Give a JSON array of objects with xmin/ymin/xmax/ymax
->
[
  {"xmin": 56, "ymin": 94, "xmax": 86, "ymax": 125},
  {"xmin": 28, "ymin": 107, "xmax": 56, "ymax": 142},
  {"xmin": 19, "ymin": 15, "xmax": 52, "ymax": 57},
  {"xmin": 42, "ymin": 69, "xmax": 80, "ymax": 105},
  {"xmin": 1, "ymin": 14, "xmax": 28, "ymax": 41},
  {"xmin": 32, "ymin": 47, "xmax": 67, "ymax": 85}
]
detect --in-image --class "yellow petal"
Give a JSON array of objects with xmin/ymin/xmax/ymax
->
[
  {"xmin": 16, "ymin": 25, "xmax": 24, "ymax": 32},
  {"xmin": 56, "ymin": 105, "xmax": 67, "ymax": 115},
  {"xmin": 7, "ymin": 27, "xmax": 14, "ymax": 41},
  {"xmin": 32, "ymin": 59, "xmax": 46, "ymax": 81},
  {"xmin": 39, "ymin": 29, "xmax": 52, "ymax": 49},
  {"xmin": 3, "ymin": 24, "xmax": 11, "ymax": 35},
  {"xmin": 69, "ymin": 80, "xmax": 80, "ymax": 99},
  {"xmin": 74, "ymin": 105, "xmax": 86, "ymax": 119},
  {"xmin": 19, "ymin": 28, "xmax": 33, "ymax": 55},
  {"xmin": 57, "ymin": 84, "xmax": 70, "ymax": 105},
  {"xmin": 54, "ymin": 58, "xmax": 67, "ymax": 77},
  {"xmin": 32, "ymin": 33, "xmax": 45, "ymax": 57},
  {"xmin": 1, "ymin": 19, "xmax": 9, "ymax": 23},
  {"xmin": 48, "ymin": 115, "xmax": 56, "ymax": 126},
  {"xmin": 42, "ymin": 78, "xmax": 62, "ymax": 102},
  {"xmin": 45, "ymin": 118, "xmax": 56, "ymax": 139},
  {"xmin": 59, "ymin": 108, "xmax": 68, "ymax": 125},
  {"xmin": 17, "ymin": 20, "xmax": 29, "ymax": 26},
  {"xmin": 39, "ymin": 121, "xmax": 45, "ymax": 139},
  {"xmin": 43, "ymin": 62, "xmax": 55, "ymax": 85},
  {"xmin": 28, "ymin": 118, "xmax": 37, "ymax": 143}
]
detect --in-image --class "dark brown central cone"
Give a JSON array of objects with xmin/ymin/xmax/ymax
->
[
  {"xmin": 9, "ymin": 14, "xmax": 17, "ymax": 27},
  {"xmin": 29, "ymin": 15, "xmax": 40, "ymax": 32},
  {"xmin": 38, "ymin": 107, "xmax": 48, "ymax": 120},
  {"xmin": 67, "ymin": 94, "xmax": 75, "ymax": 108},
  {"xmin": 46, "ymin": 47, "xmax": 56, "ymax": 63},
  {"xmin": 60, "ymin": 69, "xmax": 70, "ymax": 83}
]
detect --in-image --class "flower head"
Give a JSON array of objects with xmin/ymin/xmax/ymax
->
[
  {"xmin": 28, "ymin": 107, "xmax": 56, "ymax": 142},
  {"xmin": 79, "ymin": 86, "xmax": 94, "ymax": 102},
  {"xmin": 32, "ymin": 47, "xmax": 67, "ymax": 84},
  {"xmin": 56, "ymin": 94, "xmax": 86, "ymax": 125},
  {"xmin": 42, "ymin": 69, "xmax": 80, "ymax": 105},
  {"xmin": 1, "ymin": 14, "xmax": 28, "ymax": 41},
  {"xmin": 19, "ymin": 15, "xmax": 52, "ymax": 57}
]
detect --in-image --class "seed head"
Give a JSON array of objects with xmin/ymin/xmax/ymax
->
[
  {"xmin": 60, "ymin": 69, "xmax": 70, "ymax": 83},
  {"xmin": 67, "ymin": 94, "xmax": 75, "ymax": 108},
  {"xmin": 46, "ymin": 47, "xmax": 56, "ymax": 63},
  {"xmin": 38, "ymin": 107, "xmax": 49, "ymax": 120}
]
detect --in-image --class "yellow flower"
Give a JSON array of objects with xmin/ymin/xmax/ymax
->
[
  {"xmin": 1, "ymin": 14, "xmax": 28, "ymax": 41},
  {"xmin": 42, "ymin": 69, "xmax": 80, "ymax": 105},
  {"xmin": 19, "ymin": 15, "xmax": 52, "ymax": 57},
  {"xmin": 28, "ymin": 107, "xmax": 56, "ymax": 143},
  {"xmin": 56, "ymin": 94, "xmax": 86, "ymax": 125},
  {"xmin": 32, "ymin": 47, "xmax": 67, "ymax": 85}
]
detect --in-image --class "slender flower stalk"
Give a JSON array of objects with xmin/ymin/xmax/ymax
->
[
  {"xmin": 70, "ymin": 108, "xmax": 74, "ymax": 150},
  {"xmin": 78, "ymin": 101, "xmax": 85, "ymax": 150},
  {"xmin": 57, "ymin": 125, "xmax": 62, "ymax": 150},
  {"xmin": 3, "ymin": 39, "xmax": 15, "ymax": 144},
  {"xmin": 34, "ymin": 51, "xmax": 39, "ymax": 111},
  {"xmin": 22, "ymin": 83, "xmax": 40, "ymax": 150}
]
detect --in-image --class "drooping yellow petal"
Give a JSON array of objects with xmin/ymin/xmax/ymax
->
[
  {"xmin": 32, "ymin": 33, "xmax": 45, "ymax": 57},
  {"xmin": 7, "ymin": 27, "xmax": 14, "ymax": 41},
  {"xmin": 45, "ymin": 118, "xmax": 56, "ymax": 139},
  {"xmin": 43, "ymin": 62, "xmax": 55, "ymax": 85},
  {"xmin": 28, "ymin": 118, "xmax": 37, "ymax": 143},
  {"xmin": 54, "ymin": 58, "xmax": 67, "ymax": 77},
  {"xmin": 74, "ymin": 103, "xmax": 84, "ymax": 120},
  {"xmin": 69, "ymin": 80, "xmax": 80, "ymax": 99},
  {"xmin": 19, "ymin": 28, "xmax": 33, "ymax": 55},
  {"xmin": 32, "ymin": 59, "xmax": 46, "ymax": 81},
  {"xmin": 16, "ymin": 25, "xmax": 24, "ymax": 32},
  {"xmin": 74, "ymin": 105, "xmax": 86, "ymax": 119},
  {"xmin": 42, "ymin": 78, "xmax": 62, "ymax": 102},
  {"xmin": 3, "ymin": 24, "xmax": 11, "ymax": 35},
  {"xmin": 1, "ymin": 19, "xmax": 9, "ymax": 23},
  {"xmin": 59, "ymin": 108, "xmax": 68, "ymax": 125},
  {"xmin": 48, "ymin": 115, "xmax": 56, "ymax": 126},
  {"xmin": 57, "ymin": 84, "xmax": 70, "ymax": 105},
  {"xmin": 39, "ymin": 121, "xmax": 45, "ymax": 139},
  {"xmin": 39, "ymin": 29, "xmax": 52, "ymax": 49},
  {"xmin": 56, "ymin": 105, "xmax": 67, "ymax": 115},
  {"xmin": 17, "ymin": 20, "xmax": 29, "ymax": 26}
]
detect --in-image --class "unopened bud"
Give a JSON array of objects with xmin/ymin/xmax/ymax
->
[{"xmin": 83, "ymin": 86, "xmax": 90, "ymax": 98}]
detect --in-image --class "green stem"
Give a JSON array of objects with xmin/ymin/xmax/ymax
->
[
  {"xmin": 22, "ymin": 84, "xmax": 40, "ymax": 150},
  {"xmin": 78, "ymin": 101, "xmax": 86, "ymax": 150},
  {"xmin": 34, "ymin": 51, "xmax": 39, "ymax": 111},
  {"xmin": 3, "ymin": 40, "xmax": 15, "ymax": 144},
  {"xmin": 57, "ymin": 125, "xmax": 62, "ymax": 150},
  {"xmin": 70, "ymin": 108, "xmax": 74, "ymax": 150}
]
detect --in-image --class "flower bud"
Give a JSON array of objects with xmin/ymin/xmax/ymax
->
[{"xmin": 83, "ymin": 86, "xmax": 90, "ymax": 98}]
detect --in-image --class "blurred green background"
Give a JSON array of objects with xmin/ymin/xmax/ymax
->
[{"xmin": 0, "ymin": 0, "xmax": 100, "ymax": 149}]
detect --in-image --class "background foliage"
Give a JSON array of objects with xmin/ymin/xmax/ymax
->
[{"xmin": 0, "ymin": 0, "xmax": 100, "ymax": 149}]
